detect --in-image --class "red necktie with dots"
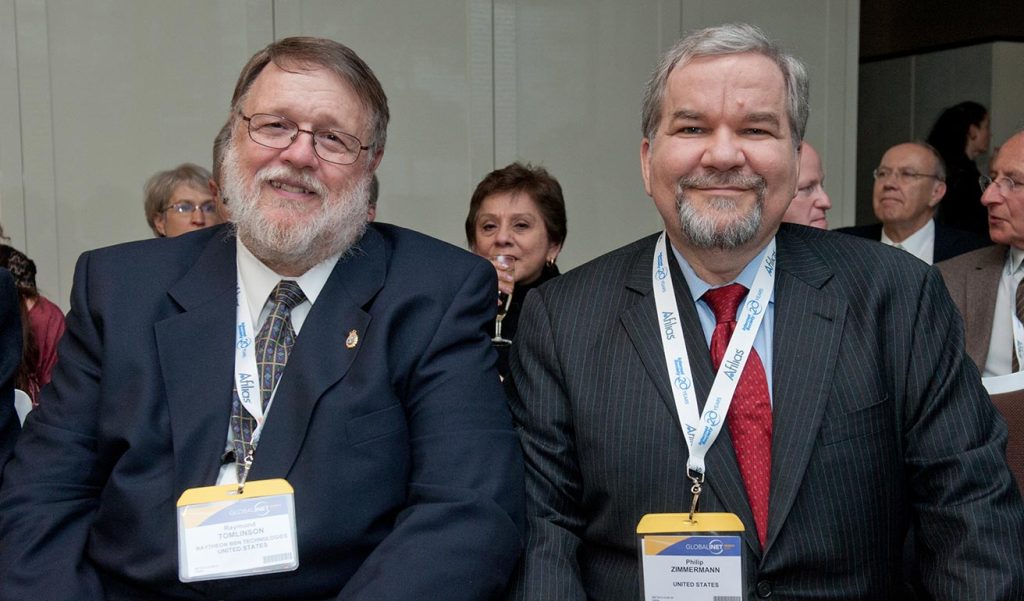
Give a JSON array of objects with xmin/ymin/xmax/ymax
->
[{"xmin": 702, "ymin": 283, "xmax": 772, "ymax": 548}]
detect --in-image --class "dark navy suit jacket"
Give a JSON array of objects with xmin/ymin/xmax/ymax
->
[
  {"xmin": 835, "ymin": 221, "xmax": 990, "ymax": 263},
  {"xmin": 0, "ymin": 224, "xmax": 524, "ymax": 600},
  {"xmin": 0, "ymin": 269, "xmax": 21, "ymax": 479}
]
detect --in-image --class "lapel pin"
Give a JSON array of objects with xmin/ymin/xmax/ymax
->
[{"xmin": 346, "ymin": 329, "xmax": 359, "ymax": 349}]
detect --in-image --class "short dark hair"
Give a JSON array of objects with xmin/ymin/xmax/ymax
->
[
  {"xmin": 465, "ymin": 162, "xmax": 567, "ymax": 251},
  {"xmin": 230, "ymin": 37, "xmax": 389, "ymax": 157},
  {"xmin": 211, "ymin": 119, "xmax": 232, "ymax": 188},
  {"xmin": 368, "ymin": 174, "xmax": 379, "ymax": 209},
  {"xmin": 0, "ymin": 245, "xmax": 37, "ymax": 298},
  {"xmin": 143, "ymin": 163, "xmax": 213, "ymax": 235}
]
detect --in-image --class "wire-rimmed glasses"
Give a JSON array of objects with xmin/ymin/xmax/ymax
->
[
  {"xmin": 165, "ymin": 201, "xmax": 218, "ymax": 215},
  {"xmin": 240, "ymin": 112, "xmax": 370, "ymax": 165},
  {"xmin": 979, "ymin": 174, "xmax": 1022, "ymax": 195}
]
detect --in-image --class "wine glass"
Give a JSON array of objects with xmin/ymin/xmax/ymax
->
[{"xmin": 492, "ymin": 255, "xmax": 516, "ymax": 346}]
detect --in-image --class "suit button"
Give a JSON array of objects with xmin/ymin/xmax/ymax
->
[{"xmin": 756, "ymin": 579, "xmax": 772, "ymax": 598}]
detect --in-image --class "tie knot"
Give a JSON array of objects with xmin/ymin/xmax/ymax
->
[
  {"xmin": 271, "ymin": 280, "xmax": 306, "ymax": 311},
  {"xmin": 702, "ymin": 283, "xmax": 748, "ymax": 324}
]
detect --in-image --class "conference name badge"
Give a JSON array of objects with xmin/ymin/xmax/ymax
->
[
  {"xmin": 637, "ymin": 513, "xmax": 744, "ymax": 601},
  {"xmin": 176, "ymin": 479, "xmax": 299, "ymax": 582}
]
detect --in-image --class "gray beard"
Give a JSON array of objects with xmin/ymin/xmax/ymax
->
[
  {"xmin": 223, "ymin": 142, "xmax": 370, "ymax": 274},
  {"xmin": 675, "ymin": 171, "xmax": 766, "ymax": 250}
]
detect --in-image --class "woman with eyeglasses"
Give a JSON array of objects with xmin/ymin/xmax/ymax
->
[
  {"xmin": 927, "ymin": 101, "xmax": 991, "ymax": 241},
  {"xmin": 143, "ymin": 163, "xmax": 223, "ymax": 237}
]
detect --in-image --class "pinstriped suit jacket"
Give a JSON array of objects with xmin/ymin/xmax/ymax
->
[{"xmin": 507, "ymin": 224, "xmax": 1024, "ymax": 601}]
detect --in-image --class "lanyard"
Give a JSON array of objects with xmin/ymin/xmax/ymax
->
[
  {"xmin": 1003, "ymin": 259, "xmax": 1024, "ymax": 368},
  {"xmin": 651, "ymin": 233, "xmax": 775, "ymax": 489},
  {"xmin": 233, "ymin": 282, "xmax": 268, "ymax": 446}
]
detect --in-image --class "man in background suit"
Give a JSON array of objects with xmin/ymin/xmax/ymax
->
[
  {"xmin": 0, "ymin": 269, "xmax": 21, "ymax": 477},
  {"xmin": 506, "ymin": 23, "xmax": 1024, "ymax": 600},
  {"xmin": 0, "ymin": 37, "xmax": 523, "ymax": 600},
  {"xmin": 781, "ymin": 141, "xmax": 831, "ymax": 229},
  {"xmin": 940, "ymin": 130, "xmax": 1024, "ymax": 376},
  {"xmin": 837, "ymin": 142, "xmax": 989, "ymax": 264}
]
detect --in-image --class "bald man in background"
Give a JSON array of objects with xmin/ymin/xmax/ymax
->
[
  {"xmin": 838, "ymin": 142, "xmax": 988, "ymax": 264},
  {"xmin": 782, "ymin": 141, "xmax": 831, "ymax": 229}
]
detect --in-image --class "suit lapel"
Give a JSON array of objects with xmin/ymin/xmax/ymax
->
[
  {"xmin": 246, "ymin": 228, "xmax": 385, "ymax": 480},
  {"xmin": 964, "ymin": 245, "xmax": 1006, "ymax": 367},
  {"xmin": 156, "ymin": 230, "xmax": 238, "ymax": 492},
  {"xmin": 618, "ymin": 236, "xmax": 759, "ymax": 555},
  {"xmin": 764, "ymin": 231, "xmax": 846, "ymax": 554}
]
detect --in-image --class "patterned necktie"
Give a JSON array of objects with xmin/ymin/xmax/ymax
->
[
  {"xmin": 1014, "ymin": 279, "xmax": 1024, "ymax": 372},
  {"xmin": 702, "ymin": 284, "xmax": 772, "ymax": 548},
  {"xmin": 230, "ymin": 280, "xmax": 306, "ymax": 481}
]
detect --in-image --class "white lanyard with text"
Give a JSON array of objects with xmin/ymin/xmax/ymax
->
[
  {"xmin": 233, "ymin": 281, "xmax": 276, "ymax": 485},
  {"xmin": 651, "ymin": 232, "xmax": 775, "ymax": 515},
  {"xmin": 1003, "ymin": 259, "xmax": 1024, "ymax": 368}
]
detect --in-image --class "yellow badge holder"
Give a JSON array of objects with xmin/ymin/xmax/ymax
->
[
  {"xmin": 637, "ymin": 512, "xmax": 745, "ymax": 601},
  {"xmin": 176, "ymin": 479, "xmax": 299, "ymax": 582}
]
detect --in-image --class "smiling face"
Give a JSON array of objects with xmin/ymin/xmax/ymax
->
[
  {"xmin": 983, "ymin": 132, "xmax": 1024, "ymax": 248},
  {"xmin": 225, "ymin": 62, "xmax": 380, "ymax": 275},
  {"xmin": 471, "ymin": 191, "xmax": 561, "ymax": 285},
  {"xmin": 783, "ymin": 142, "xmax": 831, "ymax": 229},
  {"xmin": 641, "ymin": 53, "xmax": 799, "ymax": 255},
  {"xmin": 872, "ymin": 143, "xmax": 945, "ymax": 239}
]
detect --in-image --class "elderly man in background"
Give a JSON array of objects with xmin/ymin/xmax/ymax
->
[
  {"xmin": 940, "ymin": 130, "xmax": 1024, "ymax": 376},
  {"xmin": 0, "ymin": 36, "xmax": 523, "ymax": 600},
  {"xmin": 781, "ymin": 141, "xmax": 831, "ymax": 228},
  {"xmin": 506, "ymin": 22, "xmax": 1024, "ymax": 601},
  {"xmin": 837, "ymin": 142, "xmax": 988, "ymax": 263}
]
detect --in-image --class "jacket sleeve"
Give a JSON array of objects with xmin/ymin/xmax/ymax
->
[
  {"xmin": 337, "ymin": 257, "xmax": 526, "ymax": 601},
  {"xmin": 0, "ymin": 253, "xmax": 106, "ymax": 600},
  {"xmin": 504, "ymin": 287, "xmax": 588, "ymax": 601},
  {"xmin": 906, "ymin": 267, "xmax": 1024, "ymax": 599}
]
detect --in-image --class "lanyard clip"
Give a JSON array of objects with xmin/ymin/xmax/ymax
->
[{"xmin": 687, "ymin": 469, "xmax": 704, "ymax": 521}]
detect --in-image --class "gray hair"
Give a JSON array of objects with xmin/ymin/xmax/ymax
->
[
  {"xmin": 911, "ymin": 141, "xmax": 947, "ymax": 181},
  {"xmin": 230, "ymin": 37, "xmax": 389, "ymax": 157},
  {"xmin": 641, "ymin": 23, "xmax": 809, "ymax": 147}
]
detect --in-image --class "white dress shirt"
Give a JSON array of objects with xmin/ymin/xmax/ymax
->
[
  {"xmin": 881, "ymin": 219, "xmax": 935, "ymax": 265},
  {"xmin": 216, "ymin": 238, "xmax": 341, "ymax": 485},
  {"xmin": 983, "ymin": 247, "xmax": 1024, "ymax": 377}
]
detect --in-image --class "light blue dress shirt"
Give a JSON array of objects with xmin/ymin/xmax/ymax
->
[{"xmin": 671, "ymin": 241, "xmax": 775, "ymax": 403}]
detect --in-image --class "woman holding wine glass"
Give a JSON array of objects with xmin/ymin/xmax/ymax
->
[{"xmin": 466, "ymin": 162, "xmax": 567, "ymax": 376}]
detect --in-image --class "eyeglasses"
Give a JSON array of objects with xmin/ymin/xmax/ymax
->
[
  {"xmin": 241, "ymin": 113, "xmax": 369, "ymax": 166},
  {"xmin": 979, "ymin": 174, "xmax": 1023, "ymax": 195},
  {"xmin": 872, "ymin": 168, "xmax": 943, "ymax": 183},
  {"xmin": 165, "ymin": 201, "xmax": 217, "ymax": 215}
]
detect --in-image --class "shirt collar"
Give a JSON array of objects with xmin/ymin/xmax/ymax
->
[
  {"xmin": 1009, "ymin": 246, "xmax": 1024, "ymax": 275},
  {"xmin": 881, "ymin": 218, "xmax": 934, "ymax": 261},
  {"xmin": 671, "ymin": 237, "xmax": 777, "ymax": 304},
  {"xmin": 236, "ymin": 237, "xmax": 340, "ymax": 320}
]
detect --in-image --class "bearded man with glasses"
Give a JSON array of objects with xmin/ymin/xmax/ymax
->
[
  {"xmin": 0, "ymin": 37, "xmax": 523, "ymax": 601},
  {"xmin": 837, "ymin": 141, "xmax": 989, "ymax": 264}
]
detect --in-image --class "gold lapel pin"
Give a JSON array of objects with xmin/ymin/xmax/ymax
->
[{"xmin": 346, "ymin": 329, "xmax": 359, "ymax": 349}]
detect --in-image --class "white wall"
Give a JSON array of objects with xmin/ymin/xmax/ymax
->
[{"xmin": 0, "ymin": 0, "xmax": 860, "ymax": 310}]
